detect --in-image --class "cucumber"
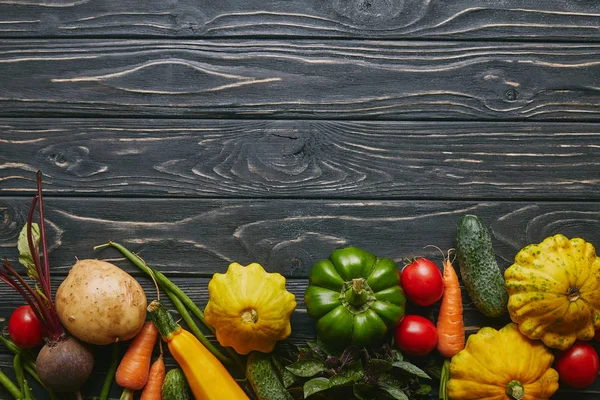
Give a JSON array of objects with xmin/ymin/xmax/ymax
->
[
  {"xmin": 162, "ymin": 368, "xmax": 192, "ymax": 400},
  {"xmin": 455, "ymin": 214, "xmax": 508, "ymax": 318},
  {"xmin": 246, "ymin": 351, "xmax": 293, "ymax": 400}
]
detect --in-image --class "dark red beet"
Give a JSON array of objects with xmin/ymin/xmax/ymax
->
[{"xmin": 36, "ymin": 336, "xmax": 94, "ymax": 392}]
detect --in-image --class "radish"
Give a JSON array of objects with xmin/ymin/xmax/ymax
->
[{"xmin": 0, "ymin": 171, "xmax": 93, "ymax": 394}]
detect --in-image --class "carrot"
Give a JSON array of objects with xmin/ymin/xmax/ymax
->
[
  {"xmin": 140, "ymin": 353, "xmax": 165, "ymax": 400},
  {"xmin": 436, "ymin": 249, "xmax": 465, "ymax": 358},
  {"xmin": 116, "ymin": 321, "xmax": 159, "ymax": 392}
]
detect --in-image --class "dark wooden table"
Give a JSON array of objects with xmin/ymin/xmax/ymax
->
[{"xmin": 1, "ymin": 1, "xmax": 600, "ymax": 398}]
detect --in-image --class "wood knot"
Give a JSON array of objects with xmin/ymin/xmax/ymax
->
[{"xmin": 332, "ymin": 0, "xmax": 405, "ymax": 24}]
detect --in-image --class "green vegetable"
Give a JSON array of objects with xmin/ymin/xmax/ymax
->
[
  {"xmin": 0, "ymin": 337, "xmax": 56, "ymax": 400},
  {"xmin": 304, "ymin": 246, "xmax": 406, "ymax": 348},
  {"xmin": 94, "ymin": 241, "xmax": 244, "ymax": 373},
  {"xmin": 280, "ymin": 341, "xmax": 431, "ymax": 399},
  {"xmin": 455, "ymin": 215, "xmax": 508, "ymax": 317},
  {"xmin": 162, "ymin": 368, "xmax": 192, "ymax": 400},
  {"xmin": 14, "ymin": 353, "xmax": 34, "ymax": 400},
  {"xmin": 439, "ymin": 359, "xmax": 449, "ymax": 400},
  {"xmin": 97, "ymin": 343, "xmax": 119, "ymax": 400},
  {"xmin": 0, "ymin": 368, "xmax": 22, "ymax": 400},
  {"xmin": 246, "ymin": 351, "xmax": 293, "ymax": 400}
]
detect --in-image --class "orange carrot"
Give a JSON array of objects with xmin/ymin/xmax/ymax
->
[
  {"xmin": 116, "ymin": 321, "xmax": 159, "ymax": 391},
  {"xmin": 140, "ymin": 354, "xmax": 165, "ymax": 400},
  {"xmin": 436, "ymin": 250, "xmax": 465, "ymax": 358}
]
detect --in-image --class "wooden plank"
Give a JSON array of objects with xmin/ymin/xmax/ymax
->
[
  {"xmin": 0, "ymin": 1, "xmax": 599, "ymax": 40},
  {"xmin": 0, "ymin": 40, "xmax": 599, "ymax": 120},
  {"xmin": 2, "ymin": 119, "xmax": 600, "ymax": 200},
  {"xmin": 3, "ymin": 198, "xmax": 600, "ymax": 277}
]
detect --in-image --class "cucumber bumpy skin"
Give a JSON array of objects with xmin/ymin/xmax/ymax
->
[
  {"xmin": 246, "ymin": 351, "xmax": 293, "ymax": 400},
  {"xmin": 455, "ymin": 215, "xmax": 508, "ymax": 318},
  {"xmin": 162, "ymin": 368, "xmax": 192, "ymax": 400}
]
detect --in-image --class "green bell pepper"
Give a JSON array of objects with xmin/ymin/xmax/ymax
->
[{"xmin": 304, "ymin": 246, "xmax": 406, "ymax": 348}]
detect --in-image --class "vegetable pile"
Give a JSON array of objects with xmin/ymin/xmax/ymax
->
[{"xmin": 0, "ymin": 172, "xmax": 599, "ymax": 400}]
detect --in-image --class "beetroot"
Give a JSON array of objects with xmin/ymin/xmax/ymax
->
[
  {"xmin": 36, "ymin": 336, "xmax": 94, "ymax": 392},
  {"xmin": 0, "ymin": 172, "xmax": 94, "ymax": 393}
]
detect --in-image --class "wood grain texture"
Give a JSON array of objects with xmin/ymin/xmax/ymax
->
[
  {"xmin": 3, "ymin": 198, "xmax": 600, "ymax": 277},
  {"xmin": 0, "ymin": 1, "xmax": 599, "ymax": 40},
  {"xmin": 2, "ymin": 119, "xmax": 600, "ymax": 199},
  {"xmin": 0, "ymin": 40, "xmax": 599, "ymax": 119}
]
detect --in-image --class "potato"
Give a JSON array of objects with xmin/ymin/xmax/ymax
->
[{"xmin": 56, "ymin": 259, "xmax": 147, "ymax": 345}]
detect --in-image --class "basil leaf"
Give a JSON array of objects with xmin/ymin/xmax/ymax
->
[
  {"xmin": 417, "ymin": 384, "xmax": 432, "ymax": 395},
  {"xmin": 392, "ymin": 361, "xmax": 431, "ymax": 379},
  {"xmin": 303, "ymin": 377, "xmax": 331, "ymax": 399},
  {"xmin": 272, "ymin": 356, "xmax": 297, "ymax": 388},
  {"xmin": 366, "ymin": 358, "xmax": 393, "ymax": 375},
  {"xmin": 353, "ymin": 383, "xmax": 376, "ymax": 400},
  {"xmin": 392, "ymin": 349, "xmax": 403, "ymax": 362},
  {"xmin": 286, "ymin": 360, "xmax": 328, "ymax": 378},
  {"xmin": 379, "ymin": 384, "xmax": 409, "ymax": 400},
  {"xmin": 330, "ymin": 360, "xmax": 363, "ymax": 387},
  {"xmin": 17, "ymin": 223, "xmax": 40, "ymax": 277}
]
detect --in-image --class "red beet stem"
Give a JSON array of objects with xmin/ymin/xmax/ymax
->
[
  {"xmin": 36, "ymin": 172, "xmax": 53, "ymax": 301},
  {"xmin": 2, "ymin": 260, "xmax": 46, "ymax": 318},
  {"xmin": 0, "ymin": 171, "xmax": 65, "ymax": 343},
  {"xmin": 0, "ymin": 263, "xmax": 45, "ymax": 323},
  {"xmin": 34, "ymin": 171, "xmax": 64, "ymax": 338}
]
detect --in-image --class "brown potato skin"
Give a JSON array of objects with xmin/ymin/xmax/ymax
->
[{"xmin": 56, "ymin": 259, "xmax": 147, "ymax": 345}]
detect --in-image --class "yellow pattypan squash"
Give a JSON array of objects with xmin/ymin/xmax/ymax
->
[
  {"xmin": 448, "ymin": 323, "xmax": 559, "ymax": 400},
  {"xmin": 504, "ymin": 234, "xmax": 600, "ymax": 349},
  {"xmin": 204, "ymin": 262, "xmax": 296, "ymax": 355}
]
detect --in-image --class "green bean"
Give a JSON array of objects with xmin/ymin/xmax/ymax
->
[
  {"xmin": 95, "ymin": 242, "xmax": 214, "ymax": 330},
  {"xmin": 0, "ymin": 368, "xmax": 22, "ymax": 399},
  {"xmin": 94, "ymin": 241, "xmax": 244, "ymax": 369},
  {"xmin": 96, "ymin": 343, "xmax": 120, "ymax": 400},
  {"xmin": 0, "ymin": 337, "xmax": 55, "ymax": 399},
  {"xmin": 13, "ymin": 353, "xmax": 26, "ymax": 399},
  {"xmin": 164, "ymin": 288, "xmax": 232, "ymax": 365}
]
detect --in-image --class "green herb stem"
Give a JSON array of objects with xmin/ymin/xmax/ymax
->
[
  {"xmin": 439, "ymin": 359, "xmax": 450, "ymax": 400},
  {"xmin": 98, "ymin": 343, "xmax": 120, "ymax": 400},
  {"xmin": 0, "ymin": 368, "xmax": 23, "ymax": 400}
]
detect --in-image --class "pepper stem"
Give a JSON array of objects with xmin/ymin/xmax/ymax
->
[
  {"xmin": 506, "ymin": 380, "xmax": 524, "ymax": 400},
  {"xmin": 345, "ymin": 278, "xmax": 369, "ymax": 307}
]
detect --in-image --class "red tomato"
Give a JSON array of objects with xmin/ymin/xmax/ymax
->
[
  {"xmin": 394, "ymin": 315, "xmax": 438, "ymax": 356},
  {"xmin": 554, "ymin": 341, "xmax": 599, "ymax": 388},
  {"xmin": 8, "ymin": 305, "xmax": 44, "ymax": 349},
  {"xmin": 400, "ymin": 258, "xmax": 444, "ymax": 306}
]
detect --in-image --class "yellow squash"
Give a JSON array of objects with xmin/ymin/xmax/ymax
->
[
  {"xmin": 148, "ymin": 300, "xmax": 250, "ymax": 400},
  {"xmin": 504, "ymin": 234, "xmax": 600, "ymax": 349},
  {"xmin": 448, "ymin": 323, "xmax": 558, "ymax": 400},
  {"xmin": 204, "ymin": 262, "xmax": 296, "ymax": 355}
]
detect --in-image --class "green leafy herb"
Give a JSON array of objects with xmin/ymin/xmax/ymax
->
[
  {"xmin": 272, "ymin": 355, "xmax": 298, "ymax": 389},
  {"xmin": 278, "ymin": 341, "xmax": 433, "ymax": 399},
  {"xmin": 392, "ymin": 361, "xmax": 430, "ymax": 380},
  {"xmin": 17, "ymin": 223, "xmax": 40, "ymax": 279},
  {"xmin": 304, "ymin": 377, "xmax": 331, "ymax": 398},
  {"xmin": 286, "ymin": 360, "xmax": 328, "ymax": 378}
]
